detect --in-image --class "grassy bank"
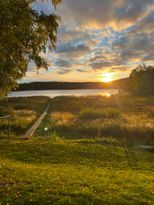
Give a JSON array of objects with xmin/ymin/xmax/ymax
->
[
  {"xmin": 36, "ymin": 95, "xmax": 154, "ymax": 145},
  {"xmin": 0, "ymin": 97, "xmax": 49, "ymax": 138},
  {"xmin": 0, "ymin": 138, "xmax": 153, "ymax": 205},
  {"xmin": 0, "ymin": 94, "xmax": 154, "ymax": 204}
]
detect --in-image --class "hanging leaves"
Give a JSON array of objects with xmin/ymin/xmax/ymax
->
[{"xmin": 0, "ymin": 0, "xmax": 61, "ymax": 98}]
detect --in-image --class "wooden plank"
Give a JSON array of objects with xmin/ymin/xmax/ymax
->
[
  {"xmin": 0, "ymin": 115, "xmax": 10, "ymax": 119},
  {"xmin": 22, "ymin": 103, "xmax": 50, "ymax": 139}
]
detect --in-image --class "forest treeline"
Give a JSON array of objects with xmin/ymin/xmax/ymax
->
[
  {"xmin": 16, "ymin": 65, "xmax": 154, "ymax": 96},
  {"xmin": 129, "ymin": 65, "xmax": 154, "ymax": 95},
  {"xmin": 17, "ymin": 78, "xmax": 129, "ymax": 91}
]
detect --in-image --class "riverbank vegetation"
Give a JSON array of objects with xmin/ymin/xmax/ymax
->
[
  {"xmin": 0, "ymin": 94, "xmax": 154, "ymax": 204},
  {"xmin": 0, "ymin": 97, "xmax": 49, "ymax": 138},
  {"xmin": 36, "ymin": 94, "xmax": 154, "ymax": 146}
]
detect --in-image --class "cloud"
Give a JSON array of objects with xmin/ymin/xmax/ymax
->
[
  {"xmin": 24, "ymin": 0, "xmax": 154, "ymax": 82},
  {"xmin": 54, "ymin": 59, "xmax": 71, "ymax": 67},
  {"xmin": 56, "ymin": 42, "xmax": 91, "ymax": 57},
  {"xmin": 57, "ymin": 68, "xmax": 72, "ymax": 74},
  {"xmin": 112, "ymin": 32, "xmax": 154, "ymax": 63},
  {"xmin": 90, "ymin": 62, "xmax": 113, "ymax": 70},
  {"xmin": 57, "ymin": 0, "xmax": 154, "ymax": 30}
]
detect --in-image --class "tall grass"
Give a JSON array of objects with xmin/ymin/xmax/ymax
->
[
  {"xmin": 148, "ymin": 110, "xmax": 154, "ymax": 118},
  {"xmin": 47, "ymin": 120, "xmax": 154, "ymax": 145},
  {"xmin": 0, "ymin": 97, "xmax": 50, "ymax": 137},
  {"xmin": 36, "ymin": 95, "xmax": 154, "ymax": 145},
  {"xmin": 79, "ymin": 108, "xmax": 121, "ymax": 120}
]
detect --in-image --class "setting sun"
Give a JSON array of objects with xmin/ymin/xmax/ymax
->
[{"xmin": 102, "ymin": 73, "xmax": 114, "ymax": 83}]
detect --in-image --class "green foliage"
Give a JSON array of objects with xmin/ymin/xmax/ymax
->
[
  {"xmin": 0, "ymin": 0, "xmax": 61, "ymax": 98},
  {"xmin": 129, "ymin": 64, "xmax": 154, "ymax": 95},
  {"xmin": 0, "ymin": 139, "xmax": 153, "ymax": 204}
]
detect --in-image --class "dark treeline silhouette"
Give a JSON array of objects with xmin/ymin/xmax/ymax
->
[
  {"xmin": 16, "ymin": 64, "xmax": 154, "ymax": 95},
  {"xmin": 17, "ymin": 78, "xmax": 129, "ymax": 91}
]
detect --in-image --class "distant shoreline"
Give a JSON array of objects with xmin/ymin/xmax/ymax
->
[
  {"xmin": 16, "ymin": 78, "xmax": 129, "ymax": 91},
  {"xmin": 9, "ymin": 89, "xmax": 119, "ymax": 98}
]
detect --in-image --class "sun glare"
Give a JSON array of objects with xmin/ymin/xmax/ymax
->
[
  {"xmin": 105, "ymin": 93, "xmax": 111, "ymax": 97},
  {"xmin": 102, "ymin": 73, "xmax": 114, "ymax": 83}
]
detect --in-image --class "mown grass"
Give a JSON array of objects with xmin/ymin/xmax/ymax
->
[
  {"xmin": 0, "ymin": 97, "xmax": 50, "ymax": 138},
  {"xmin": 0, "ymin": 138, "xmax": 153, "ymax": 205}
]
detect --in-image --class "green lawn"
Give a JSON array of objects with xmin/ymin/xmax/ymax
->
[
  {"xmin": 0, "ymin": 138, "xmax": 153, "ymax": 205},
  {"xmin": 0, "ymin": 94, "xmax": 154, "ymax": 204}
]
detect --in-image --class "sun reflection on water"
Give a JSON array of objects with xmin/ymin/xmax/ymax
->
[{"xmin": 105, "ymin": 93, "xmax": 111, "ymax": 97}]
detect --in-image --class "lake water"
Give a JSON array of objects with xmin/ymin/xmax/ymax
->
[{"xmin": 8, "ymin": 89, "xmax": 118, "ymax": 98}]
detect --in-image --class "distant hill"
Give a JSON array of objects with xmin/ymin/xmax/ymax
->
[{"xmin": 17, "ymin": 78, "xmax": 129, "ymax": 91}]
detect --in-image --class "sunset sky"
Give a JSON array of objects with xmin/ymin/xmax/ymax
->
[{"xmin": 24, "ymin": 0, "xmax": 154, "ymax": 82}]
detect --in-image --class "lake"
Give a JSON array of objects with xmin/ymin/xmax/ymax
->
[{"xmin": 8, "ymin": 89, "xmax": 119, "ymax": 98}]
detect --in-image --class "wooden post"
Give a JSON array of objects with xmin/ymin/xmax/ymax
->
[
  {"xmin": 8, "ymin": 115, "xmax": 11, "ymax": 141},
  {"xmin": 0, "ymin": 115, "xmax": 11, "ymax": 141}
]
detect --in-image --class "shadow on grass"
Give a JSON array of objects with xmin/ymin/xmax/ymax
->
[
  {"xmin": 9, "ymin": 192, "xmax": 131, "ymax": 205},
  {"xmin": 0, "ymin": 139, "xmax": 153, "ymax": 170}
]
